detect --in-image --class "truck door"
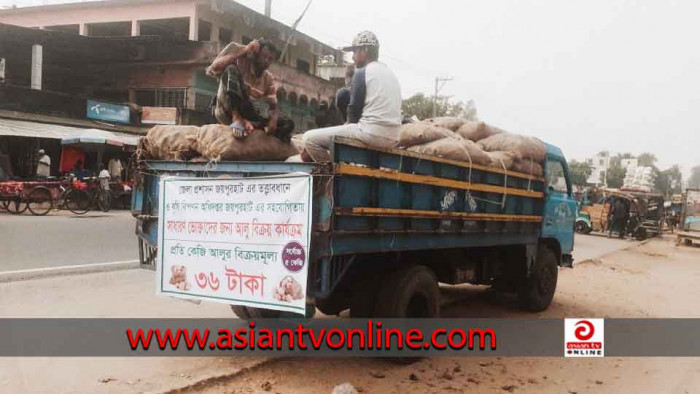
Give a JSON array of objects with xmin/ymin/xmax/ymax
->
[{"xmin": 542, "ymin": 156, "xmax": 576, "ymax": 255}]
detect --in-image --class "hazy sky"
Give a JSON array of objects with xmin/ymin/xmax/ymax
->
[{"xmin": 4, "ymin": 0, "xmax": 699, "ymax": 177}]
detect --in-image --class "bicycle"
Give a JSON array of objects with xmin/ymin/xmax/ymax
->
[{"xmin": 24, "ymin": 176, "xmax": 111, "ymax": 216}]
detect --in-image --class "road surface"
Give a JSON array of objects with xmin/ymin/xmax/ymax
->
[
  {"xmin": 0, "ymin": 210, "xmax": 137, "ymax": 271},
  {"xmin": 0, "ymin": 232, "xmax": 641, "ymax": 393}
]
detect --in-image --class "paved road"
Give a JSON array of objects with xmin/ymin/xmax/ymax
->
[
  {"xmin": 0, "ymin": 210, "xmax": 138, "ymax": 271},
  {"xmin": 572, "ymin": 232, "xmax": 631, "ymax": 264}
]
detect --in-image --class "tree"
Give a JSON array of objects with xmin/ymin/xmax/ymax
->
[
  {"xmin": 605, "ymin": 155, "xmax": 626, "ymax": 189},
  {"xmin": 689, "ymin": 165, "xmax": 700, "ymax": 189},
  {"xmin": 654, "ymin": 165, "xmax": 683, "ymax": 196},
  {"xmin": 637, "ymin": 152, "xmax": 657, "ymax": 167},
  {"xmin": 402, "ymin": 93, "xmax": 477, "ymax": 120},
  {"xmin": 568, "ymin": 160, "xmax": 593, "ymax": 186}
]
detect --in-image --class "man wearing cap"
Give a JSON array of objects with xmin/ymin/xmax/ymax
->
[
  {"xmin": 302, "ymin": 31, "xmax": 402, "ymax": 162},
  {"xmin": 36, "ymin": 149, "xmax": 51, "ymax": 178}
]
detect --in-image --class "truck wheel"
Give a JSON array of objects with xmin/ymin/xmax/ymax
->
[
  {"xmin": 518, "ymin": 246, "xmax": 558, "ymax": 312},
  {"xmin": 575, "ymin": 221, "xmax": 590, "ymax": 234},
  {"xmin": 316, "ymin": 296, "xmax": 349, "ymax": 316},
  {"xmin": 373, "ymin": 265, "xmax": 440, "ymax": 318}
]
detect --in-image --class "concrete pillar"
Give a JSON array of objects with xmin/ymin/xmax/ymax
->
[
  {"xmin": 189, "ymin": 10, "xmax": 199, "ymax": 41},
  {"xmin": 131, "ymin": 20, "xmax": 140, "ymax": 36},
  {"xmin": 79, "ymin": 23, "xmax": 89, "ymax": 36},
  {"xmin": 210, "ymin": 24, "xmax": 220, "ymax": 42},
  {"xmin": 31, "ymin": 44, "xmax": 42, "ymax": 90}
]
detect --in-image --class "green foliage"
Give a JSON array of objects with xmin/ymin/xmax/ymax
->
[
  {"xmin": 568, "ymin": 160, "xmax": 593, "ymax": 186},
  {"xmin": 637, "ymin": 152, "xmax": 657, "ymax": 167},
  {"xmin": 402, "ymin": 93, "xmax": 477, "ymax": 120},
  {"xmin": 654, "ymin": 165, "xmax": 683, "ymax": 196},
  {"xmin": 688, "ymin": 165, "xmax": 700, "ymax": 189}
]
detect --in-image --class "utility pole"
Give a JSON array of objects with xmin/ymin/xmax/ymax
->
[
  {"xmin": 433, "ymin": 76, "xmax": 452, "ymax": 118},
  {"xmin": 265, "ymin": 0, "xmax": 272, "ymax": 17}
]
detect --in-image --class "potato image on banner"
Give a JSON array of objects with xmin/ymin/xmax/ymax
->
[
  {"xmin": 274, "ymin": 276, "xmax": 304, "ymax": 303},
  {"xmin": 169, "ymin": 265, "xmax": 191, "ymax": 291}
]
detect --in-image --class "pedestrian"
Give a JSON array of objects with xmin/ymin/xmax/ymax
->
[
  {"xmin": 206, "ymin": 38, "xmax": 294, "ymax": 142},
  {"xmin": 108, "ymin": 157, "xmax": 123, "ymax": 182},
  {"xmin": 335, "ymin": 65, "xmax": 355, "ymax": 123},
  {"xmin": 36, "ymin": 149, "xmax": 51, "ymax": 178},
  {"xmin": 609, "ymin": 198, "xmax": 627, "ymax": 238},
  {"xmin": 302, "ymin": 31, "xmax": 402, "ymax": 162}
]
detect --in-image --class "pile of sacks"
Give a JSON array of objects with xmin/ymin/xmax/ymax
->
[
  {"xmin": 398, "ymin": 117, "xmax": 546, "ymax": 176},
  {"xmin": 139, "ymin": 124, "xmax": 299, "ymax": 162}
]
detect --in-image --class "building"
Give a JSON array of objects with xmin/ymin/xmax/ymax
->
[
  {"xmin": 0, "ymin": 0, "xmax": 344, "ymax": 130},
  {"xmin": 586, "ymin": 152, "xmax": 610, "ymax": 186},
  {"xmin": 0, "ymin": 0, "xmax": 346, "ymax": 177}
]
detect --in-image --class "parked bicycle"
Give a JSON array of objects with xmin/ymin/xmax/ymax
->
[{"xmin": 22, "ymin": 176, "xmax": 111, "ymax": 216}]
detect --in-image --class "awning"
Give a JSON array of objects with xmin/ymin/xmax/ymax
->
[{"xmin": 0, "ymin": 118, "xmax": 141, "ymax": 146}]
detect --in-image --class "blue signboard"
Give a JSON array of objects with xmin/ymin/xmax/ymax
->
[{"xmin": 86, "ymin": 99, "xmax": 131, "ymax": 124}]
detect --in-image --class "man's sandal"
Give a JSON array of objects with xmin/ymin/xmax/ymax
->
[{"xmin": 231, "ymin": 123, "xmax": 249, "ymax": 140}]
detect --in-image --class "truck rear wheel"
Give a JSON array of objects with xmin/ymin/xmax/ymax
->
[
  {"xmin": 518, "ymin": 246, "xmax": 558, "ymax": 312},
  {"xmin": 373, "ymin": 265, "xmax": 440, "ymax": 318}
]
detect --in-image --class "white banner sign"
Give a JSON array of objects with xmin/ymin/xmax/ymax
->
[{"xmin": 156, "ymin": 174, "xmax": 313, "ymax": 315}]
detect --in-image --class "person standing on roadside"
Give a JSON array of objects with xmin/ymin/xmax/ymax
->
[{"xmin": 36, "ymin": 149, "xmax": 51, "ymax": 178}]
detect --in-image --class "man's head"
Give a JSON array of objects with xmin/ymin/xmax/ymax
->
[
  {"xmin": 38, "ymin": 149, "xmax": 45, "ymax": 155},
  {"xmin": 253, "ymin": 38, "xmax": 279, "ymax": 73},
  {"xmin": 343, "ymin": 31, "xmax": 379, "ymax": 68}
]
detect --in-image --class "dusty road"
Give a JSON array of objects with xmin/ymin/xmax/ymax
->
[
  {"xmin": 0, "ymin": 210, "xmax": 137, "ymax": 271},
  {"xmin": 1, "ymin": 234, "xmax": 697, "ymax": 393},
  {"xmin": 188, "ymin": 236, "xmax": 700, "ymax": 394}
]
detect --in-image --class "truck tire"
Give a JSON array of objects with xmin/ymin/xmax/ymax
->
[
  {"xmin": 373, "ymin": 265, "xmax": 440, "ymax": 318},
  {"xmin": 518, "ymin": 246, "xmax": 558, "ymax": 312},
  {"xmin": 316, "ymin": 296, "xmax": 349, "ymax": 316}
]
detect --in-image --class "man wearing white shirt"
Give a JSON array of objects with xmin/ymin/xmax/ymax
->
[
  {"xmin": 302, "ymin": 31, "xmax": 402, "ymax": 162},
  {"xmin": 36, "ymin": 149, "xmax": 51, "ymax": 177}
]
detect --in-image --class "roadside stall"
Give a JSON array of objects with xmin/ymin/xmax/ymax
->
[{"xmin": 677, "ymin": 189, "xmax": 700, "ymax": 246}]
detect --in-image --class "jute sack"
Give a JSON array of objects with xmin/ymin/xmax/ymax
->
[
  {"xmin": 486, "ymin": 151, "xmax": 517, "ymax": 170},
  {"xmin": 143, "ymin": 125, "xmax": 200, "ymax": 161},
  {"xmin": 196, "ymin": 125, "xmax": 298, "ymax": 162},
  {"xmin": 511, "ymin": 158, "xmax": 543, "ymax": 176},
  {"xmin": 398, "ymin": 123, "xmax": 460, "ymax": 147},
  {"xmin": 291, "ymin": 134, "xmax": 305, "ymax": 154},
  {"xmin": 407, "ymin": 138, "xmax": 490, "ymax": 165},
  {"xmin": 478, "ymin": 133, "xmax": 547, "ymax": 162},
  {"xmin": 424, "ymin": 117, "xmax": 467, "ymax": 131},
  {"xmin": 456, "ymin": 121, "xmax": 503, "ymax": 142}
]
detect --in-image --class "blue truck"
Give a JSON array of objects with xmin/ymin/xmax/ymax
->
[{"xmin": 132, "ymin": 137, "xmax": 577, "ymax": 318}]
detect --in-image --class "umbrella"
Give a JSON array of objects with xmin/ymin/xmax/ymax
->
[{"xmin": 61, "ymin": 129, "xmax": 124, "ymax": 147}]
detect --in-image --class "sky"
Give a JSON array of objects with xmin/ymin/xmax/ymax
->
[{"xmin": 3, "ymin": 0, "xmax": 699, "ymax": 178}]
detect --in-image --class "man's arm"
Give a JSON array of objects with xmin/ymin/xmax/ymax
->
[
  {"xmin": 206, "ymin": 41, "xmax": 260, "ymax": 77},
  {"xmin": 265, "ymin": 74, "xmax": 279, "ymax": 134},
  {"xmin": 347, "ymin": 68, "xmax": 366, "ymax": 124}
]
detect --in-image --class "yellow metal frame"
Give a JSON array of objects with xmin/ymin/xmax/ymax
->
[
  {"xmin": 336, "ymin": 164, "xmax": 544, "ymax": 199},
  {"xmin": 336, "ymin": 207, "xmax": 543, "ymax": 222}
]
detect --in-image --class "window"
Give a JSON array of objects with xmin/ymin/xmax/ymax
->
[
  {"xmin": 296, "ymin": 59, "xmax": 310, "ymax": 74},
  {"xmin": 546, "ymin": 160, "xmax": 569, "ymax": 194},
  {"xmin": 219, "ymin": 28, "xmax": 232, "ymax": 43},
  {"xmin": 194, "ymin": 92, "xmax": 215, "ymax": 112},
  {"xmin": 134, "ymin": 88, "xmax": 187, "ymax": 108}
]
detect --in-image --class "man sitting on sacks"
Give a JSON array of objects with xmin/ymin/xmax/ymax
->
[
  {"xmin": 206, "ymin": 38, "xmax": 293, "ymax": 142},
  {"xmin": 302, "ymin": 31, "xmax": 402, "ymax": 162}
]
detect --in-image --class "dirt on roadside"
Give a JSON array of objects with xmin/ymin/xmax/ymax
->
[{"xmin": 187, "ymin": 236, "xmax": 700, "ymax": 394}]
